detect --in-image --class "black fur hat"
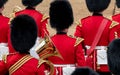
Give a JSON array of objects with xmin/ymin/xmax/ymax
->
[
  {"xmin": 10, "ymin": 15, "xmax": 37, "ymax": 53},
  {"xmin": 49, "ymin": 0, "xmax": 73, "ymax": 31},
  {"xmin": 116, "ymin": 0, "xmax": 120, "ymax": 8},
  {"xmin": 22, "ymin": 0, "xmax": 43, "ymax": 7},
  {"xmin": 107, "ymin": 39, "xmax": 120, "ymax": 75},
  {"xmin": 71, "ymin": 67, "xmax": 99, "ymax": 75},
  {"xmin": 0, "ymin": 0, "xmax": 8, "ymax": 8},
  {"xmin": 85, "ymin": 0, "xmax": 111, "ymax": 12}
]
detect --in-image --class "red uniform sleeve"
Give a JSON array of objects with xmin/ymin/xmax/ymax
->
[
  {"xmin": 74, "ymin": 25, "xmax": 82, "ymax": 37},
  {"xmin": 75, "ymin": 44, "xmax": 86, "ymax": 67},
  {"xmin": 0, "ymin": 60, "xmax": 8, "ymax": 75},
  {"xmin": 37, "ymin": 63, "xmax": 46, "ymax": 75}
]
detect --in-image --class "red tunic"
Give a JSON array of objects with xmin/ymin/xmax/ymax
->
[
  {"xmin": 112, "ymin": 14, "xmax": 120, "ymax": 38},
  {"xmin": 74, "ymin": 16, "xmax": 114, "ymax": 45},
  {"xmin": 48, "ymin": 34, "xmax": 85, "ymax": 66},
  {"xmin": 74, "ymin": 15, "xmax": 116, "ymax": 72},
  {"xmin": 47, "ymin": 34, "xmax": 85, "ymax": 75},
  {"xmin": 0, "ymin": 53, "xmax": 45, "ymax": 75},
  {"xmin": 8, "ymin": 8, "xmax": 49, "ymax": 53},
  {"xmin": 112, "ymin": 14, "xmax": 120, "ymax": 23},
  {"xmin": 0, "ymin": 14, "xmax": 9, "ymax": 43}
]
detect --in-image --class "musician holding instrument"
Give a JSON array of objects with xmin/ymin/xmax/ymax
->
[
  {"xmin": 8, "ymin": 0, "xmax": 49, "ymax": 53},
  {"xmin": 47, "ymin": 0, "xmax": 86, "ymax": 75},
  {"xmin": 0, "ymin": 15, "xmax": 46, "ymax": 75}
]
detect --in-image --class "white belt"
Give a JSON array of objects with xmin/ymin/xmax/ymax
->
[
  {"xmin": 85, "ymin": 45, "xmax": 107, "ymax": 50},
  {"xmin": 54, "ymin": 64, "xmax": 75, "ymax": 67}
]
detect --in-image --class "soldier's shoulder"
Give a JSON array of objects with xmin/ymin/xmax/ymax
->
[
  {"xmin": 81, "ymin": 16, "xmax": 91, "ymax": 21},
  {"xmin": 104, "ymin": 16, "xmax": 119, "ymax": 29},
  {"xmin": 69, "ymin": 36, "xmax": 84, "ymax": 47},
  {"xmin": 41, "ymin": 13, "xmax": 49, "ymax": 22}
]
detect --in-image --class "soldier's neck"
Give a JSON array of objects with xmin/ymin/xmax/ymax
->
[{"xmin": 57, "ymin": 29, "xmax": 68, "ymax": 34}]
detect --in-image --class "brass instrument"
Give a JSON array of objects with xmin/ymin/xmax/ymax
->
[{"xmin": 35, "ymin": 34, "xmax": 63, "ymax": 75}]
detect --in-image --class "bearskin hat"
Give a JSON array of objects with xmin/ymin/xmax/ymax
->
[
  {"xmin": 85, "ymin": 0, "xmax": 111, "ymax": 12},
  {"xmin": 10, "ymin": 15, "xmax": 37, "ymax": 53},
  {"xmin": 22, "ymin": 0, "xmax": 43, "ymax": 7},
  {"xmin": 49, "ymin": 0, "xmax": 73, "ymax": 31},
  {"xmin": 107, "ymin": 39, "xmax": 120, "ymax": 75},
  {"xmin": 71, "ymin": 67, "xmax": 99, "ymax": 75},
  {"xmin": 116, "ymin": 0, "xmax": 120, "ymax": 8},
  {"xmin": 0, "ymin": 0, "xmax": 8, "ymax": 8}
]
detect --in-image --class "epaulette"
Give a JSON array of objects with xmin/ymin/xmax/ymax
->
[
  {"xmin": 109, "ymin": 20, "xmax": 119, "ymax": 29},
  {"xmin": 105, "ymin": 16, "xmax": 119, "ymax": 29},
  {"xmin": 41, "ymin": 14, "xmax": 49, "ymax": 22},
  {"xmin": 74, "ymin": 37, "xmax": 84, "ymax": 47}
]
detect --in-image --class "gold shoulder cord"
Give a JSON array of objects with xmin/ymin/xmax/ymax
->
[{"xmin": 9, "ymin": 55, "xmax": 33, "ymax": 75}]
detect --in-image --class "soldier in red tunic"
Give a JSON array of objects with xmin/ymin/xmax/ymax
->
[
  {"xmin": 107, "ymin": 39, "xmax": 120, "ymax": 75},
  {"xmin": 8, "ymin": 0, "xmax": 49, "ymax": 53},
  {"xmin": 0, "ymin": 15, "xmax": 46, "ymax": 75},
  {"xmin": 74, "ymin": 0, "xmax": 117, "ymax": 75},
  {"xmin": 48, "ymin": 0, "xmax": 86, "ymax": 75},
  {"xmin": 0, "ymin": 0, "xmax": 9, "ymax": 59}
]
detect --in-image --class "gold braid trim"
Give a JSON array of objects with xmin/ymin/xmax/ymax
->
[
  {"xmin": 74, "ymin": 37, "xmax": 84, "ymax": 47},
  {"xmin": 109, "ymin": 21, "xmax": 119, "ymax": 29},
  {"xmin": 9, "ymin": 55, "xmax": 33, "ymax": 75}
]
